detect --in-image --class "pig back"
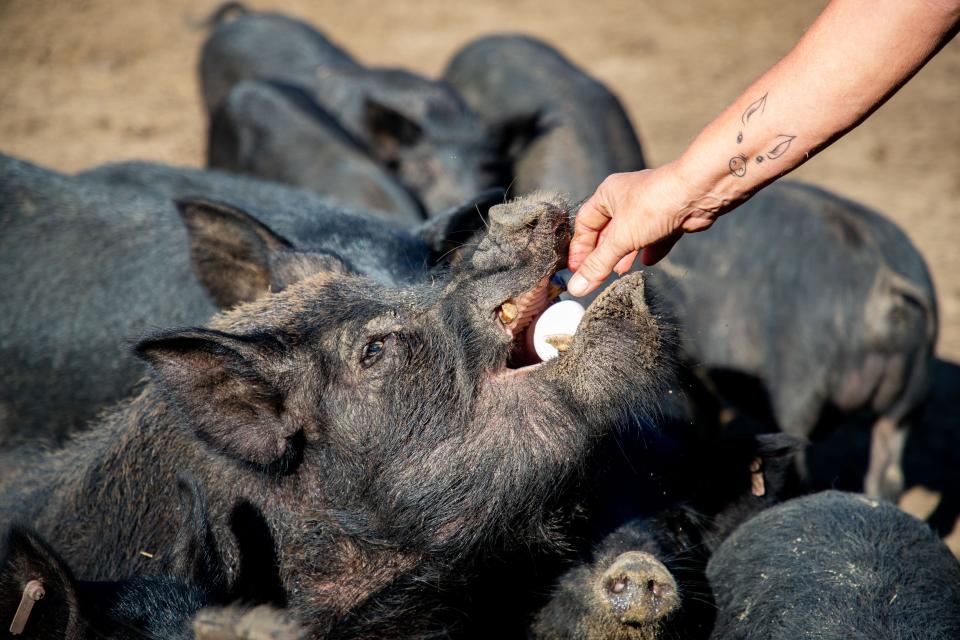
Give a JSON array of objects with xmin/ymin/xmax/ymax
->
[{"xmin": 0, "ymin": 155, "xmax": 216, "ymax": 444}]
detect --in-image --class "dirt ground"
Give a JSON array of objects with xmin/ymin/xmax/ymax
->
[{"xmin": 2, "ymin": 0, "xmax": 958, "ymax": 360}]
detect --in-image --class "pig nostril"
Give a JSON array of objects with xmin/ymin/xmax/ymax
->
[
  {"xmin": 608, "ymin": 575, "xmax": 629, "ymax": 595},
  {"xmin": 648, "ymin": 579, "xmax": 672, "ymax": 600}
]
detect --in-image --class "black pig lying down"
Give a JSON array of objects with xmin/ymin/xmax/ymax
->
[
  {"xmin": 647, "ymin": 181, "xmax": 937, "ymax": 501},
  {"xmin": 443, "ymin": 34, "xmax": 646, "ymax": 202},
  {"xmin": 531, "ymin": 434, "xmax": 802, "ymax": 640},
  {"xmin": 0, "ymin": 527, "xmax": 204, "ymax": 640},
  {"xmin": 200, "ymin": 4, "xmax": 528, "ymax": 214},
  {"xmin": 0, "ymin": 528, "xmax": 304, "ymax": 640},
  {"xmin": 0, "ymin": 475, "xmax": 290, "ymax": 640},
  {"xmin": 0, "ymin": 154, "xmax": 497, "ymax": 444},
  {"xmin": 208, "ymin": 79, "xmax": 425, "ymax": 222},
  {"xmin": 707, "ymin": 490, "xmax": 960, "ymax": 640},
  {"xmin": 0, "ymin": 194, "xmax": 675, "ymax": 638},
  {"xmin": 77, "ymin": 159, "xmax": 501, "ymax": 267}
]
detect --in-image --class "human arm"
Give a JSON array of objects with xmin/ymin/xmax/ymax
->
[{"xmin": 567, "ymin": 0, "xmax": 960, "ymax": 297}]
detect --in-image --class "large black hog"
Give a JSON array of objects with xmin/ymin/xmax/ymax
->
[
  {"xmin": 443, "ymin": 34, "xmax": 646, "ymax": 201},
  {"xmin": 208, "ymin": 79, "xmax": 424, "ymax": 222},
  {"xmin": 707, "ymin": 491, "xmax": 960, "ymax": 639},
  {"xmin": 0, "ymin": 155, "xmax": 497, "ymax": 443},
  {"xmin": 0, "ymin": 194, "xmax": 675, "ymax": 638},
  {"xmin": 200, "ymin": 5, "xmax": 523, "ymax": 213},
  {"xmin": 647, "ymin": 181, "xmax": 937, "ymax": 501}
]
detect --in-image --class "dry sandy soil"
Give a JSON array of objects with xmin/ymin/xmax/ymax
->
[{"xmin": 2, "ymin": 0, "xmax": 958, "ymax": 359}]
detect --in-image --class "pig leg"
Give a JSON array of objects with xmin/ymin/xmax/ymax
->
[
  {"xmin": 773, "ymin": 386, "xmax": 824, "ymax": 485},
  {"xmin": 898, "ymin": 485, "xmax": 942, "ymax": 521},
  {"xmin": 864, "ymin": 416, "xmax": 907, "ymax": 501}
]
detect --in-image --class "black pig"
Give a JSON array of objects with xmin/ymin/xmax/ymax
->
[
  {"xmin": 0, "ymin": 194, "xmax": 675, "ymax": 638},
  {"xmin": 443, "ymin": 34, "xmax": 646, "ymax": 202},
  {"xmin": 0, "ymin": 477, "xmax": 230, "ymax": 640},
  {"xmin": 208, "ymin": 79, "xmax": 424, "ymax": 222},
  {"xmin": 530, "ymin": 433, "xmax": 803, "ymax": 640},
  {"xmin": 0, "ymin": 528, "xmax": 203, "ymax": 640},
  {"xmin": 0, "ymin": 475, "xmax": 295, "ymax": 639},
  {"xmin": 200, "ymin": 5, "xmax": 525, "ymax": 213},
  {"xmin": 0, "ymin": 154, "xmax": 497, "ymax": 443},
  {"xmin": 706, "ymin": 490, "xmax": 960, "ymax": 639},
  {"xmin": 531, "ymin": 520, "xmax": 701, "ymax": 640},
  {"xmin": 647, "ymin": 181, "xmax": 937, "ymax": 501}
]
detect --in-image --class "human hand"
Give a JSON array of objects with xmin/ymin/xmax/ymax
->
[{"xmin": 566, "ymin": 164, "xmax": 718, "ymax": 297}]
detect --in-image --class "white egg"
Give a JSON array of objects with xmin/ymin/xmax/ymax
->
[{"xmin": 533, "ymin": 299, "xmax": 586, "ymax": 361}]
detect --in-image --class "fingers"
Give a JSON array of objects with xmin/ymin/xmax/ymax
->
[
  {"xmin": 567, "ymin": 192, "xmax": 612, "ymax": 272},
  {"xmin": 640, "ymin": 232, "xmax": 683, "ymax": 266},
  {"xmin": 567, "ymin": 234, "xmax": 629, "ymax": 296},
  {"xmin": 614, "ymin": 250, "xmax": 638, "ymax": 275}
]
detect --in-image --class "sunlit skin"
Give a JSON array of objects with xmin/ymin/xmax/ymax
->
[{"xmin": 568, "ymin": 0, "xmax": 960, "ymax": 297}]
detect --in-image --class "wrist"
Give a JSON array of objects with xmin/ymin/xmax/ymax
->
[{"xmin": 661, "ymin": 157, "xmax": 733, "ymax": 233}]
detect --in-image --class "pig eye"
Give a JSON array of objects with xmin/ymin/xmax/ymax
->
[{"xmin": 361, "ymin": 335, "xmax": 391, "ymax": 368}]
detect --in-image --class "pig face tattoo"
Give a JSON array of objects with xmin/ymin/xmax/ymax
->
[{"xmin": 728, "ymin": 93, "xmax": 796, "ymax": 178}]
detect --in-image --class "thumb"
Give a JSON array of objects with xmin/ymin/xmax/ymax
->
[{"xmin": 567, "ymin": 236, "xmax": 628, "ymax": 297}]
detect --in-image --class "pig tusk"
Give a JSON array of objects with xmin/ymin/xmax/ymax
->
[
  {"xmin": 544, "ymin": 334, "xmax": 574, "ymax": 353},
  {"xmin": 498, "ymin": 301, "xmax": 519, "ymax": 324}
]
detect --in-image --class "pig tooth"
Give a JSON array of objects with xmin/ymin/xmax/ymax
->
[
  {"xmin": 499, "ymin": 301, "xmax": 519, "ymax": 324},
  {"xmin": 544, "ymin": 334, "xmax": 574, "ymax": 353}
]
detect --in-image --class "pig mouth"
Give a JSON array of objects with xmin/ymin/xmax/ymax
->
[{"xmin": 493, "ymin": 275, "xmax": 565, "ymax": 374}]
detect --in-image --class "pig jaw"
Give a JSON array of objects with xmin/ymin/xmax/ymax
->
[{"xmin": 544, "ymin": 273, "xmax": 669, "ymax": 411}]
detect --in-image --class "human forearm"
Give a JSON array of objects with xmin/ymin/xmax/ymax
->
[
  {"xmin": 672, "ymin": 0, "xmax": 960, "ymax": 220},
  {"xmin": 567, "ymin": 0, "xmax": 959, "ymax": 296}
]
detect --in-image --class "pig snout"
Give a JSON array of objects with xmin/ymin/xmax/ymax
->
[
  {"xmin": 596, "ymin": 551, "xmax": 679, "ymax": 626},
  {"xmin": 488, "ymin": 198, "xmax": 541, "ymax": 229}
]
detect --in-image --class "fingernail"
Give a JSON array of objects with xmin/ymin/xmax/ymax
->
[{"xmin": 568, "ymin": 273, "xmax": 589, "ymax": 296}]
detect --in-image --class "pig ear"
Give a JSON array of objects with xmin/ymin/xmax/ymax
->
[
  {"xmin": 749, "ymin": 433, "xmax": 806, "ymax": 497},
  {"xmin": 415, "ymin": 187, "xmax": 505, "ymax": 262},
  {"xmin": 490, "ymin": 111, "xmax": 545, "ymax": 162},
  {"xmin": 0, "ymin": 526, "xmax": 81, "ymax": 637},
  {"xmin": 362, "ymin": 99, "xmax": 423, "ymax": 164},
  {"xmin": 268, "ymin": 249, "xmax": 353, "ymax": 291},
  {"xmin": 135, "ymin": 328, "xmax": 301, "ymax": 467},
  {"xmin": 175, "ymin": 198, "xmax": 295, "ymax": 309},
  {"xmin": 753, "ymin": 433, "xmax": 807, "ymax": 460},
  {"xmin": 207, "ymin": 89, "xmax": 258, "ymax": 172}
]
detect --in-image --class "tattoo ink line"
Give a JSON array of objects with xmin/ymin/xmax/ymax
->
[
  {"xmin": 729, "ymin": 154, "xmax": 748, "ymax": 177},
  {"xmin": 766, "ymin": 134, "xmax": 796, "ymax": 159},
  {"xmin": 741, "ymin": 93, "xmax": 767, "ymax": 125}
]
